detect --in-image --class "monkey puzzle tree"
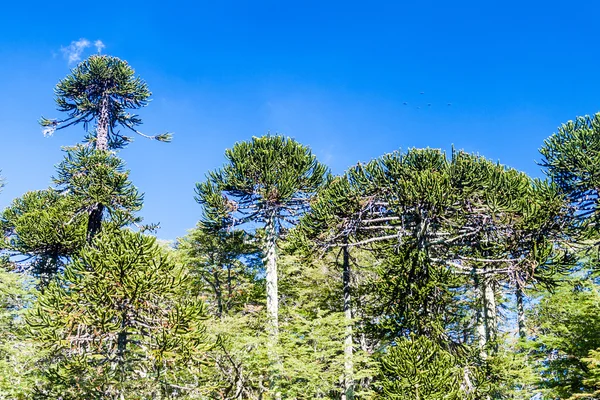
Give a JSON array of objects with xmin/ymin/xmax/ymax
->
[
  {"xmin": 27, "ymin": 229, "xmax": 211, "ymax": 399},
  {"xmin": 298, "ymin": 148, "xmax": 568, "ymax": 398},
  {"xmin": 379, "ymin": 335, "xmax": 484, "ymax": 400},
  {"xmin": 195, "ymin": 135, "xmax": 328, "ymax": 335},
  {"xmin": 195, "ymin": 135, "xmax": 328, "ymax": 396},
  {"xmin": 40, "ymin": 54, "xmax": 171, "ymax": 150},
  {"xmin": 38, "ymin": 55, "xmax": 169, "ymax": 243}
]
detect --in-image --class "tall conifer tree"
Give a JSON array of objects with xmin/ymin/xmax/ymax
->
[{"xmin": 195, "ymin": 135, "xmax": 328, "ymax": 395}]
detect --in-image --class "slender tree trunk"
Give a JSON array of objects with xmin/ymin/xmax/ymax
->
[
  {"xmin": 516, "ymin": 284, "xmax": 526, "ymax": 339},
  {"xmin": 86, "ymin": 92, "xmax": 110, "ymax": 243},
  {"xmin": 264, "ymin": 209, "xmax": 280, "ymax": 399},
  {"xmin": 473, "ymin": 269, "xmax": 494, "ymax": 400},
  {"xmin": 342, "ymin": 244, "xmax": 354, "ymax": 400},
  {"xmin": 214, "ymin": 270, "xmax": 223, "ymax": 318},
  {"xmin": 265, "ymin": 209, "xmax": 279, "ymax": 336},
  {"xmin": 86, "ymin": 203, "xmax": 104, "ymax": 244},
  {"xmin": 227, "ymin": 264, "xmax": 233, "ymax": 312},
  {"xmin": 96, "ymin": 93, "xmax": 110, "ymax": 151},
  {"xmin": 473, "ymin": 270, "xmax": 487, "ymax": 359},
  {"xmin": 482, "ymin": 275, "xmax": 497, "ymax": 351}
]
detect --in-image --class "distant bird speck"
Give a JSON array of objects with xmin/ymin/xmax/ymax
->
[
  {"xmin": 403, "ymin": 102, "xmax": 408, "ymax": 105},
  {"xmin": 447, "ymin": 103, "xmax": 452, "ymax": 106},
  {"xmin": 420, "ymin": 92, "xmax": 425, "ymax": 95},
  {"xmin": 427, "ymin": 103, "xmax": 431, "ymax": 106}
]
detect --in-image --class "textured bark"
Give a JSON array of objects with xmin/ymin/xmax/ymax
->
[
  {"xmin": 483, "ymin": 276, "xmax": 497, "ymax": 350},
  {"xmin": 516, "ymin": 285, "xmax": 526, "ymax": 339},
  {"xmin": 265, "ymin": 210, "xmax": 279, "ymax": 337},
  {"xmin": 473, "ymin": 272, "xmax": 487, "ymax": 359},
  {"xmin": 342, "ymin": 245, "xmax": 354, "ymax": 400},
  {"xmin": 264, "ymin": 209, "xmax": 280, "ymax": 399},
  {"xmin": 85, "ymin": 92, "xmax": 110, "ymax": 244},
  {"xmin": 96, "ymin": 94, "xmax": 110, "ymax": 151},
  {"xmin": 86, "ymin": 203, "xmax": 104, "ymax": 244}
]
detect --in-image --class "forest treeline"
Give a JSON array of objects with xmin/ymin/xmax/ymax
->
[{"xmin": 1, "ymin": 55, "xmax": 600, "ymax": 400}]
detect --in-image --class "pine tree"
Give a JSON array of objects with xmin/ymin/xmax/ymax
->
[
  {"xmin": 27, "ymin": 229, "xmax": 211, "ymax": 399},
  {"xmin": 298, "ymin": 147, "xmax": 567, "ymax": 398},
  {"xmin": 1, "ymin": 147, "xmax": 145, "ymax": 281}
]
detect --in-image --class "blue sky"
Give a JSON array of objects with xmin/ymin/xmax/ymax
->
[{"xmin": 1, "ymin": 1, "xmax": 599, "ymax": 240}]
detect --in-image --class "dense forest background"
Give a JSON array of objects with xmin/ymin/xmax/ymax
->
[{"xmin": 2, "ymin": 54, "xmax": 600, "ymax": 400}]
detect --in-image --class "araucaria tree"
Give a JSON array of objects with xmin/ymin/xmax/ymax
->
[
  {"xmin": 195, "ymin": 135, "xmax": 328, "ymax": 336},
  {"xmin": 27, "ymin": 229, "xmax": 211, "ymax": 399},
  {"xmin": 38, "ymin": 54, "xmax": 170, "ymax": 243},
  {"xmin": 40, "ymin": 55, "xmax": 171, "ymax": 150}
]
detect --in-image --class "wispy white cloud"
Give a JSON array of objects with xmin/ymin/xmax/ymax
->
[
  {"xmin": 61, "ymin": 38, "xmax": 90, "ymax": 64},
  {"xmin": 94, "ymin": 40, "xmax": 105, "ymax": 53},
  {"xmin": 61, "ymin": 38, "xmax": 106, "ymax": 65}
]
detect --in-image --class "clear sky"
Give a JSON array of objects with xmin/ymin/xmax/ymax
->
[{"xmin": 1, "ymin": 1, "xmax": 599, "ymax": 240}]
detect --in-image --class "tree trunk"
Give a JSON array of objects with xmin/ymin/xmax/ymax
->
[
  {"xmin": 86, "ymin": 92, "xmax": 110, "ymax": 243},
  {"xmin": 516, "ymin": 285, "xmax": 526, "ymax": 339},
  {"xmin": 96, "ymin": 93, "xmax": 110, "ymax": 151},
  {"xmin": 473, "ymin": 270, "xmax": 487, "ymax": 359},
  {"xmin": 342, "ymin": 244, "xmax": 354, "ymax": 400},
  {"xmin": 483, "ymin": 276, "xmax": 497, "ymax": 351},
  {"xmin": 86, "ymin": 203, "xmax": 104, "ymax": 244},
  {"xmin": 214, "ymin": 270, "xmax": 223, "ymax": 318},
  {"xmin": 265, "ymin": 210, "xmax": 279, "ymax": 337},
  {"xmin": 264, "ymin": 209, "xmax": 280, "ymax": 399}
]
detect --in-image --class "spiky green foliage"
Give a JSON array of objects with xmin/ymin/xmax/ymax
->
[
  {"xmin": 0, "ymin": 189, "xmax": 86, "ymax": 281},
  {"xmin": 277, "ymin": 249, "xmax": 377, "ymax": 398},
  {"xmin": 54, "ymin": 145, "xmax": 144, "ymax": 241},
  {"xmin": 301, "ymin": 148, "xmax": 566, "ymax": 339},
  {"xmin": 195, "ymin": 135, "xmax": 329, "ymax": 389},
  {"xmin": 196, "ymin": 135, "xmax": 329, "ymax": 230},
  {"xmin": 1, "ymin": 146, "xmax": 144, "ymax": 281},
  {"xmin": 177, "ymin": 224, "xmax": 262, "ymax": 317},
  {"xmin": 0, "ymin": 262, "xmax": 40, "ymax": 399},
  {"xmin": 573, "ymin": 349, "xmax": 600, "ymax": 399},
  {"xmin": 40, "ymin": 55, "xmax": 171, "ymax": 149},
  {"xmin": 379, "ymin": 335, "xmax": 483, "ymax": 400},
  {"xmin": 540, "ymin": 114, "xmax": 600, "ymax": 217},
  {"xmin": 27, "ymin": 229, "xmax": 211, "ymax": 399},
  {"xmin": 525, "ymin": 276, "xmax": 600, "ymax": 399},
  {"xmin": 199, "ymin": 245, "xmax": 376, "ymax": 399}
]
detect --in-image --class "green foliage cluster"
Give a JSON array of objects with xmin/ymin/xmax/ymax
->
[
  {"xmin": 196, "ymin": 134, "xmax": 329, "ymax": 230},
  {"xmin": 27, "ymin": 229, "xmax": 211, "ymax": 399},
  {"xmin": 40, "ymin": 55, "xmax": 171, "ymax": 148}
]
